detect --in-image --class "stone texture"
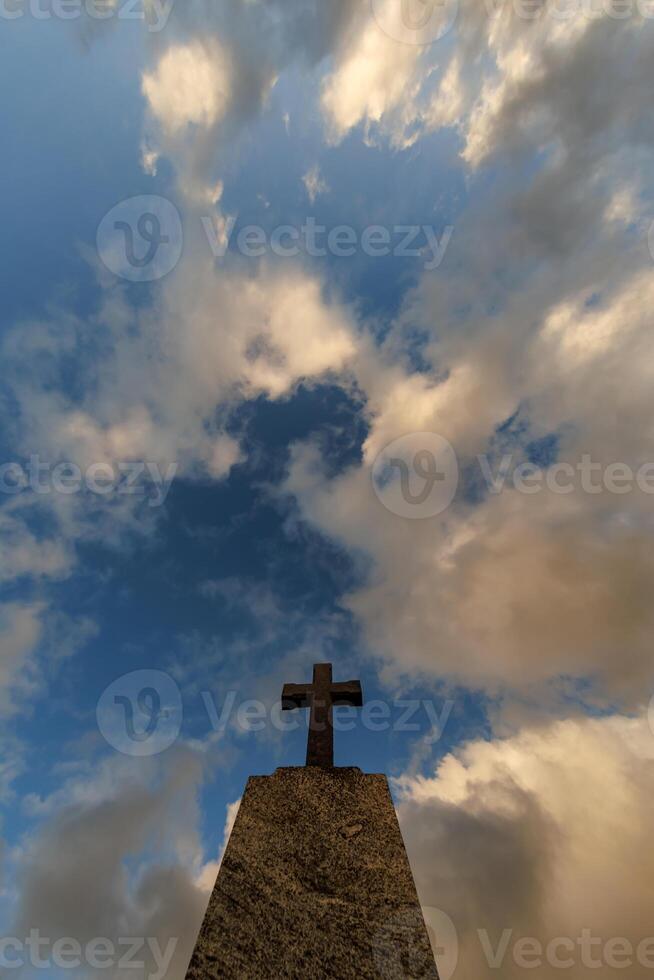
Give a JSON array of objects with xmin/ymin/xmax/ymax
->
[{"xmin": 185, "ymin": 767, "xmax": 439, "ymax": 979}]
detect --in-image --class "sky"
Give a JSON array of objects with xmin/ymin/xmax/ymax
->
[{"xmin": 1, "ymin": 0, "xmax": 654, "ymax": 977}]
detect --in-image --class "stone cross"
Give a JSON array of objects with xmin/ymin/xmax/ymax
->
[
  {"xmin": 282, "ymin": 662, "xmax": 363, "ymax": 768},
  {"xmin": 187, "ymin": 663, "xmax": 439, "ymax": 977}
]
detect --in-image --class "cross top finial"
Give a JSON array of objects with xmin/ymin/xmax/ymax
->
[{"xmin": 281, "ymin": 663, "xmax": 363, "ymax": 768}]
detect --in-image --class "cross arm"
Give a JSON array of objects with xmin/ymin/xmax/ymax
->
[
  {"xmin": 281, "ymin": 683, "xmax": 313, "ymax": 710},
  {"xmin": 330, "ymin": 680, "xmax": 363, "ymax": 707}
]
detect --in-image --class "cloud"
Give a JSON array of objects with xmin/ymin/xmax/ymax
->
[
  {"xmin": 194, "ymin": 797, "xmax": 240, "ymax": 894},
  {"xmin": 0, "ymin": 601, "xmax": 96, "ymax": 719},
  {"xmin": 0, "ymin": 507, "xmax": 72, "ymax": 585},
  {"xmin": 397, "ymin": 711, "xmax": 654, "ymax": 978},
  {"xmin": 142, "ymin": 41, "xmax": 232, "ymax": 137},
  {"xmin": 458, "ymin": 11, "xmax": 654, "ymax": 170},
  {"xmin": 0, "ymin": 24, "xmax": 368, "ymax": 737},
  {"xmin": 302, "ymin": 164, "xmax": 329, "ymax": 203},
  {"xmin": 137, "ymin": 9, "xmax": 280, "ymax": 200},
  {"xmin": 321, "ymin": 4, "xmax": 426, "ymax": 146},
  {"xmin": 2, "ymin": 250, "xmax": 357, "ymax": 509},
  {"xmin": 277, "ymin": 4, "xmax": 654, "ymax": 708},
  {"xmin": 0, "ymin": 603, "xmax": 43, "ymax": 716},
  {"xmin": 133, "ymin": 0, "xmax": 367, "ymax": 198},
  {"xmin": 0, "ymin": 252, "xmax": 358, "ymax": 730},
  {"xmin": 0, "ymin": 496, "xmax": 93, "ymax": 725},
  {"xmin": 206, "ymin": 434, "xmax": 243, "ymax": 480},
  {"xmin": 9, "ymin": 0, "xmax": 651, "ymax": 718},
  {"xmin": 316, "ymin": 0, "xmax": 654, "ymax": 174},
  {"xmin": 283, "ymin": 255, "xmax": 654, "ymax": 705},
  {"xmin": 13, "ymin": 750, "xmax": 209, "ymax": 980}
]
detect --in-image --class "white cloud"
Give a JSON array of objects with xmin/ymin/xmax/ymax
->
[
  {"xmin": 0, "ymin": 600, "xmax": 96, "ymax": 718},
  {"xmin": 0, "ymin": 509, "xmax": 72, "ymax": 585},
  {"xmin": 397, "ymin": 711, "xmax": 654, "ymax": 978},
  {"xmin": 283, "ymin": 258, "xmax": 654, "ymax": 704},
  {"xmin": 317, "ymin": 0, "xmax": 654, "ymax": 167},
  {"xmin": 16, "ymin": 0, "xmax": 652, "ymax": 715},
  {"xmin": 0, "ymin": 603, "xmax": 43, "ymax": 715},
  {"xmin": 321, "ymin": 3, "xmax": 426, "ymax": 146},
  {"xmin": 206, "ymin": 435, "xmax": 243, "ymax": 480},
  {"xmin": 0, "ymin": 247, "xmax": 359, "ymax": 740},
  {"xmin": 142, "ymin": 41, "xmax": 232, "ymax": 137},
  {"xmin": 302, "ymin": 164, "xmax": 329, "ymax": 203},
  {"xmin": 3, "ymin": 253, "xmax": 356, "ymax": 491},
  {"xmin": 140, "ymin": 141, "xmax": 160, "ymax": 177},
  {"xmin": 13, "ymin": 750, "xmax": 209, "ymax": 980},
  {"xmin": 458, "ymin": 10, "xmax": 654, "ymax": 170},
  {"xmin": 195, "ymin": 797, "xmax": 241, "ymax": 894},
  {"xmin": 279, "ymin": 131, "xmax": 654, "ymax": 703},
  {"xmin": 269, "ymin": 2, "xmax": 654, "ymax": 709}
]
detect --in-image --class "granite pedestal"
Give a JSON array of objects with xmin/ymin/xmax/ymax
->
[{"xmin": 185, "ymin": 766, "xmax": 439, "ymax": 979}]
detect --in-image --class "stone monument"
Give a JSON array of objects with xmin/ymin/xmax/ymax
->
[{"xmin": 185, "ymin": 663, "xmax": 439, "ymax": 978}]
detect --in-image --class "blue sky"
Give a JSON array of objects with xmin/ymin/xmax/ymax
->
[{"xmin": 2, "ymin": 2, "xmax": 654, "ymax": 977}]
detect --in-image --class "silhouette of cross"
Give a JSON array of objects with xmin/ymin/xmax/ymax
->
[{"xmin": 282, "ymin": 663, "xmax": 363, "ymax": 768}]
